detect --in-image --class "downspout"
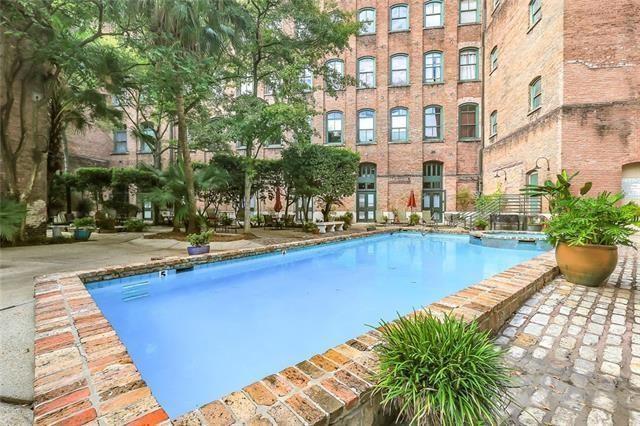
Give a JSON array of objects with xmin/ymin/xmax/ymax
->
[{"xmin": 479, "ymin": 0, "xmax": 488, "ymax": 195}]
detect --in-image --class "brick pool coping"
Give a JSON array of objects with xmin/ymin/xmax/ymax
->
[{"xmin": 32, "ymin": 228, "xmax": 558, "ymax": 425}]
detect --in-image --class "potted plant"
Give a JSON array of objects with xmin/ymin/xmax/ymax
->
[
  {"xmin": 474, "ymin": 218, "xmax": 489, "ymax": 230},
  {"xmin": 186, "ymin": 230, "xmax": 213, "ymax": 255},
  {"xmin": 545, "ymin": 192, "xmax": 636, "ymax": 286},
  {"xmin": 408, "ymin": 213, "xmax": 420, "ymax": 226},
  {"xmin": 73, "ymin": 217, "xmax": 95, "ymax": 241}
]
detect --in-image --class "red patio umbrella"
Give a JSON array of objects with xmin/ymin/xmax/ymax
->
[
  {"xmin": 274, "ymin": 187, "xmax": 283, "ymax": 213},
  {"xmin": 407, "ymin": 190, "xmax": 417, "ymax": 212}
]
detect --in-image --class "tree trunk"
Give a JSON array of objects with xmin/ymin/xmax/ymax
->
[
  {"xmin": 242, "ymin": 156, "xmax": 252, "ymax": 233},
  {"xmin": 322, "ymin": 202, "xmax": 331, "ymax": 222},
  {"xmin": 176, "ymin": 86, "xmax": 198, "ymax": 234}
]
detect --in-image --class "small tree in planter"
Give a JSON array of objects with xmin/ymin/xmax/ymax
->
[
  {"xmin": 186, "ymin": 230, "xmax": 213, "ymax": 256},
  {"xmin": 474, "ymin": 218, "xmax": 489, "ymax": 230},
  {"xmin": 374, "ymin": 313, "xmax": 513, "ymax": 425},
  {"xmin": 72, "ymin": 217, "xmax": 95, "ymax": 241}
]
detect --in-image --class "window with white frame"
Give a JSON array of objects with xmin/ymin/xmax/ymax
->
[
  {"xmin": 390, "ymin": 107, "xmax": 408, "ymax": 141},
  {"xmin": 390, "ymin": 4, "xmax": 409, "ymax": 31}
]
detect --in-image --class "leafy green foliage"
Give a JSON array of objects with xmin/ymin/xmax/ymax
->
[
  {"xmin": 545, "ymin": 193, "xmax": 637, "ymax": 247},
  {"xmin": 474, "ymin": 218, "xmax": 489, "ymax": 230},
  {"xmin": 408, "ymin": 213, "xmax": 420, "ymax": 226},
  {"xmin": 301, "ymin": 222, "xmax": 318, "ymax": 233},
  {"xmin": 73, "ymin": 217, "xmax": 95, "ymax": 228},
  {"xmin": 75, "ymin": 198, "xmax": 94, "ymax": 218},
  {"xmin": 374, "ymin": 313, "xmax": 513, "ymax": 426},
  {"xmin": 475, "ymin": 189, "xmax": 503, "ymax": 215},
  {"xmin": 521, "ymin": 169, "xmax": 592, "ymax": 214},
  {"xmin": 75, "ymin": 167, "xmax": 113, "ymax": 207},
  {"xmin": 186, "ymin": 230, "xmax": 213, "ymax": 246},
  {"xmin": 124, "ymin": 218, "xmax": 147, "ymax": 232},
  {"xmin": 0, "ymin": 198, "xmax": 27, "ymax": 242}
]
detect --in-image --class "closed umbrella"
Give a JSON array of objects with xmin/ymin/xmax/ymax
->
[
  {"xmin": 407, "ymin": 190, "xmax": 417, "ymax": 212},
  {"xmin": 274, "ymin": 187, "xmax": 283, "ymax": 214}
]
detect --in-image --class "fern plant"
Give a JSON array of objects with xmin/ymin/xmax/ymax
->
[
  {"xmin": 374, "ymin": 313, "xmax": 514, "ymax": 426},
  {"xmin": 0, "ymin": 198, "xmax": 27, "ymax": 242}
]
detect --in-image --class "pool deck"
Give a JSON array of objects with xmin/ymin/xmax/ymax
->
[{"xmin": 30, "ymin": 229, "xmax": 558, "ymax": 425}]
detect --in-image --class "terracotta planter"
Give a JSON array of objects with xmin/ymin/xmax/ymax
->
[
  {"xmin": 187, "ymin": 245, "xmax": 210, "ymax": 256},
  {"xmin": 555, "ymin": 243, "xmax": 618, "ymax": 287}
]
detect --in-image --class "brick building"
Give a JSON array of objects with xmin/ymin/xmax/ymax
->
[{"xmin": 482, "ymin": 0, "xmax": 640, "ymax": 204}]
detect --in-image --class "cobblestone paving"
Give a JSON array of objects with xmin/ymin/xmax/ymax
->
[{"xmin": 498, "ymin": 246, "xmax": 639, "ymax": 425}]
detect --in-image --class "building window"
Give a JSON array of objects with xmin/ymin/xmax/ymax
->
[
  {"xmin": 390, "ymin": 54, "xmax": 409, "ymax": 86},
  {"xmin": 490, "ymin": 46, "xmax": 498, "ymax": 72},
  {"xmin": 357, "ymin": 57, "xmax": 375, "ymax": 88},
  {"xmin": 459, "ymin": 48, "xmax": 479, "ymax": 81},
  {"xmin": 113, "ymin": 128, "xmax": 128, "ymax": 153},
  {"xmin": 424, "ymin": 1, "xmax": 443, "ymax": 27},
  {"xmin": 358, "ymin": 109, "xmax": 375, "ymax": 144},
  {"xmin": 326, "ymin": 111, "xmax": 343, "ymax": 144},
  {"xmin": 358, "ymin": 8, "xmax": 376, "ymax": 34},
  {"xmin": 139, "ymin": 124, "xmax": 154, "ymax": 153},
  {"xmin": 424, "ymin": 105, "xmax": 443, "ymax": 140},
  {"xmin": 300, "ymin": 68, "xmax": 313, "ymax": 91},
  {"xmin": 325, "ymin": 59, "xmax": 344, "ymax": 90},
  {"xmin": 390, "ymin": 107, "xmax": 408, "ymax": 142},
  {"xmin": 424, "ymin": 51, "xmax": 443, "ymax": 83},
  {"xmin": 390, "ymin": 4, "xmax": 409, "ymax": 31},
  {"xmin": 490, "ymin": 110, "xmax": 498, "ymax": 136},
  {"xmin": 459, "ymin": 0, "xmax": 478, "ymax": 24},
  {"xmin": 529, "ymin": 0, "xmax": 541, "ymax": 26},
  {"xmin": 459, "ymin": 103, "xmax": 479, "ymax": 139},
  {"xmin": 530, "ymin": 77, "xmax": 542, "ymax": 110}
]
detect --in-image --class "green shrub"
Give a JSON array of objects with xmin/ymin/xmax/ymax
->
[
  {"xmin": 124, "ymin": 218, "xmax": 147, "ymax": 232},
  {"xmin": 545, "ymin": 192, "xmax": 636, "ymax": 247},
  {"xmin": 409, "ymin": 213, "xmax": 420, "ymax": 226},
  {"xmin": 474, "ymin": 218, "xmax": 489, "ymax": 230},
  {"xmin": 374, "ymin": 313, "xmax": 513, "ymax": 426},
  {"xmin": 337, "ymin": 212, "xmax": 353, "ymax": 230},
  {"xmin": 73, "ymin": 217, "xmax": 95, "ymax": 228},
  {"xmin": 0, "ymin": 198, "xmax": 27, "ymax": 242},
  {"xmin": 302, "ymin": 222, "xmax": 318, "ymax": 233},
  {"xmin": 186, "ymin": 230, "xmax": 213, "ymax": 246},
  {"xmin": 95, "ymin": 214, "xmax": 116, "ymax": 231}
]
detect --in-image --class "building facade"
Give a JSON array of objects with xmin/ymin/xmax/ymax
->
[{"xmin": 482, "ymin": 0, "xmax": 640, "ymax": 204}]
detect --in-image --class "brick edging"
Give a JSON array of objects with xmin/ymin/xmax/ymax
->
[{"xmin": 33, "ymin": 230, "xmax": 558, "ymax": 425}]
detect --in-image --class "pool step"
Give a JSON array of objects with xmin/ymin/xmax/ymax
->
[{"xmin": 122, "ymin": 280, "xmax": 150, "ymax": 302}]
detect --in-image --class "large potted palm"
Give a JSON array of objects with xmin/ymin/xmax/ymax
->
[{"xmin": 523, "ymin": 170, "xmax": 637, "ymax": 286}]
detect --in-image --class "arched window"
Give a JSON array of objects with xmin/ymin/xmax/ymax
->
[
  {"xmin": 529, "ymin": 77, "xmax": 542, "ymax": 110},
  {"xmin": 358, "ymin": 8, "xmax": 376, "ymax": 34},
  {"xmin": 459, "ymin": 103, "xmax": 479, "ymax": 139},
  {"xmin": 424, "ymin": 0, "xmax": 443, "ymax": 27},
  {"xmin": 424, "ymin": 105, "xmax": 443, "ymax": 141},
  {"xmin": 390, "ymin": 107, "xmax": 409, "ymax": 142},
  {"xmin": 390, "ymin": 54, "xmax": 409, "ymax": 86},
  {"xmin": 357, "ymin": 109, "xmax": 376, "ymax": 144},
  {"xmin": 459, "ymin": 48, "xmax": 479, "ymax": 80},
  {"xmin": 357, "ymin": 163, "xmax": 377, "ymax": 222},
  {"xmin": 390, "ymin": 4, "xmax": 409, "ymax": 31},
  {"xmin": 326, "ymin": 111, "xmax": 344, "ymax": 144},
  {"xmin": 423, "ymin": 161, "xmax": 443, "ymax": 189},
  {"xmin": 490, "ymin": 110, "xmax": 498, "ymax": 137},
  {"xmin": 424, "ymin": 51, "xmax": 443, "ymax": 83},
  {"xmin": 325, "ymin": 59, "xmax": 344, "ymax": 90},
  {"xmin": 490, "ymin": 46, "xmax": 498, "ymax": 72},
  {"xmin": 459, "ymin": 0, "xmax": 478, "ymax": 24},
  {"xmin": 357, "ymin": 57, "xmax": 376, "ymax": 88},
  {"xmin": 529, "ymin": 0, "xmax": 541, "ymax": 27},
  {"xmin": 358, "ymin": 163, "xmax": 377, "ymax": 190}
]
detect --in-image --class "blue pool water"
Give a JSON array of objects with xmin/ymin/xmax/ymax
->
[{"xmin": 87, "ymin": 232, "xmax": 543, "ymax": 417}]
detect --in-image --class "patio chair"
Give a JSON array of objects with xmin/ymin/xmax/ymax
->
[
  {"xmin": 422, "ymin": 210, "xmax": 439, "ymax": 229},
  {"xmin": 263, "ymin": 214, "xmax": 274, "ymax": 229}
]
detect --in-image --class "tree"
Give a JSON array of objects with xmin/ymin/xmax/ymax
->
[
  {"xmin": 75, "ymin": 167, "xmax": 113, "ymax": 211},
  {"xmin": 202, "ymin": 0, "xmax": 358, "ymax": 232},
  {"xmin": 121, "ymin": 0, "xmax": 246, "ymax": 233}
]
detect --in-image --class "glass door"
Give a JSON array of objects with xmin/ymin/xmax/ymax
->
[{"xmin": 357, "ymin": 164, "xmax": 377, "ymax": 222}]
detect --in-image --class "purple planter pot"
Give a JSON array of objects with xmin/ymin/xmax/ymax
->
[{"xmin": 187, "ymin": 245, "xmax": 210, "ymax": 256}]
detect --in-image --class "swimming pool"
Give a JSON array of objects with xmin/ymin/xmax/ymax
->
[{"xmin": 87, "ymin": 232, "xmax": 544, "ymax": 418}]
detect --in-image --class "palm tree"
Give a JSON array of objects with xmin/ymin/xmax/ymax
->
[{"xmin": 125, "ymin": 0, "xmax": 246, "ymax": 233}]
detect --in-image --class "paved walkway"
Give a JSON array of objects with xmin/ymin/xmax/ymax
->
[{"xmin": 499, "ymin": 245, "xmax": 639, "ymax": 425}]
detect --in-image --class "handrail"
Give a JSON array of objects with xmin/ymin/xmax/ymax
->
[{"xmin": 459, "ymin": 193, "xmax": 542, "ymax": 228}]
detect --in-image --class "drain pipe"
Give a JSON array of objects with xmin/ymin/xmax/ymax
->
[{"xmin": 479, "ymin": 0, "xmax": 488, "ymax": 196}]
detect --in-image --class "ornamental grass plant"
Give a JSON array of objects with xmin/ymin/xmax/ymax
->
[{"xmin": 374, "ymin": 313, "xmax": 514, "ymax": 426}]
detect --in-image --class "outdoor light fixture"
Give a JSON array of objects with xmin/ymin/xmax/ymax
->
[
  {"xmin": 494, "ymin": 170, "xmax": 507, "ymax": 181},
  {"xmin": 535, "ymin": 156, "xmax": 550, "ymax": 171}
]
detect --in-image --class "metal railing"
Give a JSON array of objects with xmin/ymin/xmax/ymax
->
[{"xmin": 459, "ymin": 194, "xmax": 542, "ymax": 229}]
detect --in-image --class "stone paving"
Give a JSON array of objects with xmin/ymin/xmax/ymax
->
[{"xmin": 498, "ymin": 245, "xmax": 639, "ymax": 425}]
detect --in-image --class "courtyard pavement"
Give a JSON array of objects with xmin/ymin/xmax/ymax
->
[{"xmin": 500, "ymin": 243, "xmax": 640, "ymax": 425}]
